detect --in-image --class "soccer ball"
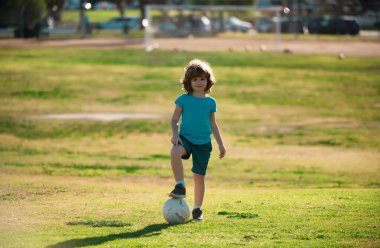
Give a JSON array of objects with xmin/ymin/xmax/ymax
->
[{"xmin": 162, "ymin": 198, "xmax": 190, "ymax": 224}]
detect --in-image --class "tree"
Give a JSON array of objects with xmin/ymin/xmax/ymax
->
[
  {"xmin": 0, "ymin": 0, "xmax": 46, "ymax": 37},
  {"xmin": 110, "ymin": 0, "xmax": 127, "ymax": 17}
]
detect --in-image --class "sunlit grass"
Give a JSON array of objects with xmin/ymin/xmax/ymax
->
[
  {"xmin": 61, "ymin": 9, "xmax": 140, "ymax": 23},
  {"xmin": 0, "ymin": 47, "xmax": 379, "ymax": 247},
  {"xmin": 0, "ymin": 174, "xmax": 379, "ymax": 247}
]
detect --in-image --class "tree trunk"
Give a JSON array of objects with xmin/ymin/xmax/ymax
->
[
  {"xmin": 336, "ymin": 0, "xmax": 343, "ymax": 16},
  {"xmin": 115, "ymin": 0, "xmax": 126, "ymax": 17}
]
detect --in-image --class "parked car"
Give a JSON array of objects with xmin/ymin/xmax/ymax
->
[
  {"xmin": 213, "ymin": 16, "xmax": 253, "ymax": 32},
  {"xmin": 158, "ymin": 15, "xmax": 212, "ymax": 37},
  {"xmin": 14, "ymin": 16, "xmax": 56, "ymax": 38},
  {"xmin": 93, "ymin": 1, "xmax": 116, "ymax": 10},
  {"xmin": 307, "ymin": 16, "xmax": 360, "ymax": 35},
  {"xmin": 355, "ymin": 11, "xmax": 378, "ymax": 29},
  {"xmin": 281, "ymin": 19, "xmax": 306, "ymax": 33},
  {"xmin": 255, "ymin": 18, "xmax": 274, "ymax": 33},
  {"xmin": 256, "ymin": 17, "xmax": 306, "ymax": 33},
  {"xmin": 184, "ymin": 16, "xmax": 212, "ymax": 34},
  {"xmin": 96, "ymin": 17, "xmax": 141, "ymax": 33}
]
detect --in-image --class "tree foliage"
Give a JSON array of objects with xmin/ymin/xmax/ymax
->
[{"xmin": 0, "ymin": 0, "xmax": 46, "ymax": 25}]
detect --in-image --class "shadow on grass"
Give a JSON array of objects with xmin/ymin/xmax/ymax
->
[
  {"xmin": 65, "ymin": 220, "xmax": 132, "ymax": 228},
  {"xmin": 46, "ymin": 223, "xmax": 171, "ymax": 248}
]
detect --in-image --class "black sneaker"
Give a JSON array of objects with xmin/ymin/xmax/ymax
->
[
  {"xmin": 169, "ymin": 184, "xmax": 186, "ymax": 198},
  {"xmin": 192, "ymin": 208, "xmax": 203, "ymax": 221}
]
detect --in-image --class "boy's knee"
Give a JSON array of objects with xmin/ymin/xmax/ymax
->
[
  {"xmin": 193, "ymin": 173, "xmax": 205, "ymax": 180},
  {"xmin": 171, "ymin": 145, "xmax": 182, "ymax": 158}
]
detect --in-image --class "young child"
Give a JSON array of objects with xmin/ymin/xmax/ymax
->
[{"xmin": 169, "ymin": 59, "xmax": 226, "ymax": 221}]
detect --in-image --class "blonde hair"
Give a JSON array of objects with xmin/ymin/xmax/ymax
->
[{"xmin": 180, "ymin": 59, "xmax": 216, "ymax": 94}]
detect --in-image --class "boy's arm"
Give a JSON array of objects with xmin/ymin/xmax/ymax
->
[
  {"xmin": 171, "ymin": 105, "xmax": 183, "ymax": 145},
  {"xmin": 210, "ymin": 112, "xmax": 226, "ymax": 159}
]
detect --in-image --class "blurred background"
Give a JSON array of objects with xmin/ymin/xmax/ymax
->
[{"xmin": 0, "ymin": 0, "xmax": 379, "ymax": 41}]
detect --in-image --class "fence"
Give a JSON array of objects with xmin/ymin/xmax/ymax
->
[{"xmin": 143, "ymin": 4, "xmax": 284, "ymax": 51}]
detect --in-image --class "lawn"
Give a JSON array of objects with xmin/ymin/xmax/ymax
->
[{"xmin": 0, "ymin": 47, "xmax": 379, "ymax": 247}]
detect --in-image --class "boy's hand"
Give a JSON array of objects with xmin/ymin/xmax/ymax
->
[
  {"xmin": 219, "ymin": 145, "xmax": 226, "ymax": 159},
  {"xmin": 171, "ymin": 135, "xmax": 183, "ymax": 146}
]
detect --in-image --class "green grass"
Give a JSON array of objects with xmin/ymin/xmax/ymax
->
[
  {"xmin": 61, "ymin": 10, "xmax": 140, "ymax": 23},
  {"xmin": 66, "ymin": 220, "xmax": 132, "ymax": 228},
  {"xmin": 0, "ymin": 47, "xmax": 379, "ymax": 247}
]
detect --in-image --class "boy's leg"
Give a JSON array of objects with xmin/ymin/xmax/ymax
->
[
  {"xmin": 193, "ymin": 173, "xmax": 205, "ymax": 207},
  {"xmin": 169, "ymin": 145, "xmax": 188, "ymax": 198},
  {"xmin": 192, "ymin": 173, "xmax": 205, "ymax": 221},
  {"xmin": 170, "ymin": 145, "xmax": 187, "ymax": 181}
]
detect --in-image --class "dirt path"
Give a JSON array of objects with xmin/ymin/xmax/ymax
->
[
  {"xmin": 154, "ymin": 38, "xmax": 380, "ymax": 56},
  {"xmin": 26, "ymin": 113, "xmax": 162, "ymax": 121},
  {"xmin": 1, "ymin": 37, "xmax": 379, "ymax": 56}
]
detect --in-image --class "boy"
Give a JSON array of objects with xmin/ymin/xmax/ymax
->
[{"xmin": 169, "ymin": 59, "xmax": 226, "ymax": 221}]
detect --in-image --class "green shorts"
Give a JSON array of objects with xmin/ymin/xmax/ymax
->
[{"xmin": 180, "ymin": 135, "xmax": 212, "ymax": 176}]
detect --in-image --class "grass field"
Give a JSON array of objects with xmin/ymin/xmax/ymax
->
[{"xmin": 0, "ymin": 47, "xmax": 379, "ymax": 247}]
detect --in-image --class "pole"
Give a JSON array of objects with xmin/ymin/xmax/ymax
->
[
  {"xmin": 275, "ymin": 8, "xmax": 281, "ymax": 50},
  {"xmin": 144, "ymin": 5, "xmax": 150, "ymax": 51},
  {"xmin": 80, "ymin": 0, "xmax": 85, "ymax": 38}
]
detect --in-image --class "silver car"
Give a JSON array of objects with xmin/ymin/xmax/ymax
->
[{"xmin": 213, "ymin": 16, "xmax": 253, "ymax": 32}]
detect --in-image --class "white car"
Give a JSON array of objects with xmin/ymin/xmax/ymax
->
[
  {"xmin": 213, "ymin": 16, "xmax": 253, "ymax": 32},
  {"xmin": 225, "ymin": 16, "xmax": 252, "ymax": 32}
]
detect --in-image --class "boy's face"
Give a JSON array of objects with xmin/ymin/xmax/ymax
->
[{"xmin": 190, "ymin": 76, "xmax": 207, "ymax": 93}]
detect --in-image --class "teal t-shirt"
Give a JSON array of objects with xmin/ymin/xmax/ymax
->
[{"xmin": 175, "ymin": 93, "xmax": 217, "ymax": 145}]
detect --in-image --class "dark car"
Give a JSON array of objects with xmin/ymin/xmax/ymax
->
[
  {"xmin": 307, "ymin": 16, "xmax": 360, "ymax": 35},
  {"xmin": 256, "ymin": 17, "xmax": 306, "ymax": 34},
  {"xmin": 96, "ymin": 17, "xmax": 141, "ymax": 33}
]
